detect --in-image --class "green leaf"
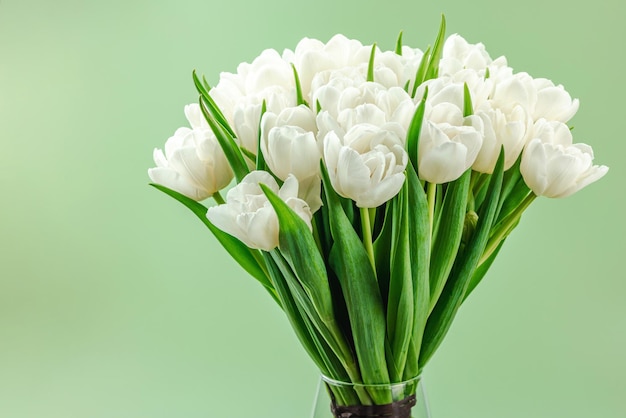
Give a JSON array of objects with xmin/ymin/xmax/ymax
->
[
  {"xmin": 406, "ymin": 87, "xmax": 428, "ymax": 171},
  {"xmin": 424, "ymin": 15, "xmax": 446, "ymax": 81},
  {"xmin": 494, "ymin": 173, "xmax": 531, "ymax": 229},
  {"xmin": 411, "ymin": 46, "xmax": 431, "ymax": 97},
  {"xmin": 403, "ymin": 79, "xmax": 411, "ymax": 93},
  {"xmin": 261, "ymin": 188, "xmax": 370, "ymax": 387},
  {"xmin": 199, "ymin": 97, "xmax": 250, "ymax": 182},
  {"xmin": 403, "ymin": 163, "xmax": 430, "ymax": 378},
  {"xmin": 367, "ymin": 43, "xmax": 377, "ymax": 82},
  {"xmin": 321, "ymin": 163, "xmax": 391, "ymax": 390},
  {"xmin": 192, "ymin": 70, "xmax": 236, "ymax": 138},
  {"xmin": 291, "ymin": 64, "xmax": 309, "ymax": 107},
  {"xmin": 373, "ymin": 203, "xmax": 393, "ymax": 302},
  {"xmin": 463, "ymin": 82, "xmax": 473, "ymax": 117},
  {"xmin": 149, "ymin": 183, "xmax": 273, "ymax": 296},
  {"xmin": 395, "ymin": 31, "xmax": 403, "ymax": 55},
  {"xmin": 428, "ymin": 169, "xmax": 471, "ymax": 312},
  {"xmin": 262, "ymin": 252, "xmax": 330, "ymax": 374},
  {"xmin": 386, "ymin": 183, "xmax": 414, "ymax": 382},
  {"xmin": 256, "ymin": 100, "xmax": 268, "ymax": 171},
  {"xmin": 463, "ymin": 238, "xmax": 505, "ymax": 301},
  {"xmin": 259, "ymin": 185, "xmax": 335, "ymax": 323},
  {"xmin": 420, "ymin": 150, "xmax": 504, "ymax": 366},
  {"xmin": 240, "ymin": 146, "xmax": 256, "ymax": 162}
]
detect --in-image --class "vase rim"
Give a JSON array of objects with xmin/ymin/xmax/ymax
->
[{"xmin": 320, "ymin": 373, "xmax": 422, "ymax": 388}]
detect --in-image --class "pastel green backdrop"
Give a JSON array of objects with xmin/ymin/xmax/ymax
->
[{"xmin": 1, "ymin": 0, "xmax": 624, "ymax": 417}]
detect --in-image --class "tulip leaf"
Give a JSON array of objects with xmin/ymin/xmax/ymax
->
[
  {"xmin": 149, "ymin": 183, "xmax": 274, "ymax": 297},
  {"xmin": 411, "ymin": 45, "xmax": 431, "ymax": 97},
  {"xmin": 406, "ymin": 87, "xmax": 428, "ymax": 172},
  {"xmin": 367, "ymin": 43, "xmax": 377, "ymax": 82},
  {"xmin": 199, "ymin": 96, "xmax": 250, "ymax": 183},
  {"xmin": 404, "ymin": 163, "xmax": 430, "ymax": 378},
  {"xmin": 463, "ymin": 238, "xmax": 505, "ymax": 301},
  {"xmin": 463, "ymin": 82, "xmax": 473, "ymax": 117},
  {"xmin": 267, "ymin": 252, "xmax": 360, "ymax": 389},
  {"xmin": 260, "ymin": 186, "xmax": 368, "ymax": 386},
  {"xmin": 428, "ymin": 169, "xmax": 471, "ymax": 312},
  {"xmin": 259, "ymin": 185, "xmax": 335, "ymax": 324},
  {"xmin": 264, "ymin": 252, "xmax": 362, "ymax": 407},
  {"xmin": 491, "ymin": 157, "xmax": 524, "ymax": 224},
  {"xmin": 386, "ymin": 182, "xmax": 414, "ymax": 382},
  {"xmin": 403, "ymin": 79, "xmax": 411, "ymax": 93},
  {"xmin": 240, "ymin": 146, "xmax": 256, "ymax": 162},
  {"xmin": 500, "ymin": 156, "xmax": 522, "ymax": 201},
  {"xmin": 256, "ymin": 100, "xmax": 268, "ymax": 171},
  {"xmin": 320, "ymin": 163, "xmax": 391, "ymax": 391},
  {"xmin": 420, "ymin": 150, "xmax": 504, "ymax": 366},
  {"xmin": 291, "ymin": 64, "xmax": 309, "ymax": 107},
  {"xmin": 262, "ymin": 252, "xmax": 331, "ymax": 375},
  {"xmin": 495, "ymin": 173, "xmax": 531, "ymax": 228},
  {"xmin": 395, "ymin": 31, "xmax": 403, "ymax": 55},
  {"xmin": 373, "ymin": 202, "xmax": 393, "ymax": 301},
  {"xmin": 192, "ymin": 70, "xmax": 236, "ymax": 138},
  {"xmin": 424, "ymin": 14, "xmax": 446, "ymax": 81}
]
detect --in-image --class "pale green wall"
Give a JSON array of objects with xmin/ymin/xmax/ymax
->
[{"xmin": 1, "ymin": 0, "xmax": 624, "ymax": 417}]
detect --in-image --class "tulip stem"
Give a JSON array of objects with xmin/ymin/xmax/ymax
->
[
  {"xmin": 360, "ymin": 207, "xmax": 376, "ymax": 274},
  {"xmin": 427, "ymin": 182, "xmax": 437, "ymax": 241},
  {"xmin": 213, "ymin": 191, "xmax": 226, "ymax": 205}
]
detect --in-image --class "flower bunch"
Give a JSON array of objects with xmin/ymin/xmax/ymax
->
[{"xmin": 149, "ymin": 18, "xmax": 607, "ymax": 411}]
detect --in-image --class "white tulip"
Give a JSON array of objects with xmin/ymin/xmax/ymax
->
[
  {"xmin": 531, "ymin": 78, "xmax": 579, "ymax": 123},
  {"xmin": 208, "ymin": 49, "xmax": 295, "ymax": 127},
  {"xmin": 288, "ymin": 34, "xmax": 371, "ymax": 100},
  {"xmin": 208, "ymin": 72, "xmax": 246, "ymax": 125},
  {"xmin": 471, "ymin": 101, "xmax": 532, "ymax": 173},
  {"xmin": 241, "ymin": 49, "xmax": 294, "ymax": 95},
  {"xmin": 520, "ymin": 120, "xmax": 608, "ymax": 198},
  {"xmin": 231, "ymin": 87, "xmax": 296, "ymax": 157},
  {"xmin": 260, "ymin": 105, "xmax": 322, "ymax": 212},
  {"xmin": 323, "ymin": 124, "xmax": 408, "ymax": 208},
  {"xmin": 149, "ymin": 127, "xmax": 233, "ymax": 201},
  {"xmin": 206, "ymin": 171, "xmax": 313, "ymax": 251},
  {"xmin": 418, "ymin": 120, "xmax": 483, "ymax": 184},
  {"xmin": 311, "ymin": 67, "xmax": 367, "ymax": 117},
  {"xmin": 261, "ymin": 106, "xmax": 320, "ymax": 181},
  {"xmin": 316, "ymin": 82, "xmax": 415, "ymax": 144},
  {"xmin": 491, "ymin": 72, "xmax": 578, "ymax": 123},
  {"xmin": 184, "ymin": 103, "xmax": 209, "ymax": 130},
  {"xmin": 418, "ymin": 93, "xmax": 483, "ymax": 183},
  {"xmin": 440, "ymin": 34, "xmax": 497, "ymax": 76},
  {"xmin": 395, "ymin": 46, "xmax": 425, "ymax": 94}
]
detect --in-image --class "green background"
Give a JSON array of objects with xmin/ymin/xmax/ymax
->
[{"xmin": 1, "ymin": 0, "xmax": 624, "ymax": 417}]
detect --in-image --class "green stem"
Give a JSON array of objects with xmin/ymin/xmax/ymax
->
[
  {"xmin": 427, "ymin": 182, "xmax": 437, "ymax": 243},
  {"xmin": 213, "ymin": 191, "xmax": 226, "ymax": 205},
  {"xmin": 360, "ymin": 207, "xmax": 376, "ymax": 274},
  {"xmin": 479, "ymin": 193, "xmax": 536, "ymax": 265},
  {"xmin": 368, "ymin": 207, "xmax": 377, "ymax": 234}
]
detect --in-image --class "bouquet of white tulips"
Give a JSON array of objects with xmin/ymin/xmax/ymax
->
[{"xmin": 149, "ymin": 17, "xmax": 607, "ymax": 416}]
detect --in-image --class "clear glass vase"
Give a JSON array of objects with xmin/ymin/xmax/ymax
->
[{"xmin": 310, "ymin": 375, "xmax": 431, "ymax": 418}]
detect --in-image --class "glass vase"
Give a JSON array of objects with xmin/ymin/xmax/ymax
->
[{"xmin": 310, "ymin": 375, "xmax": 431, "ymax": 418}]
